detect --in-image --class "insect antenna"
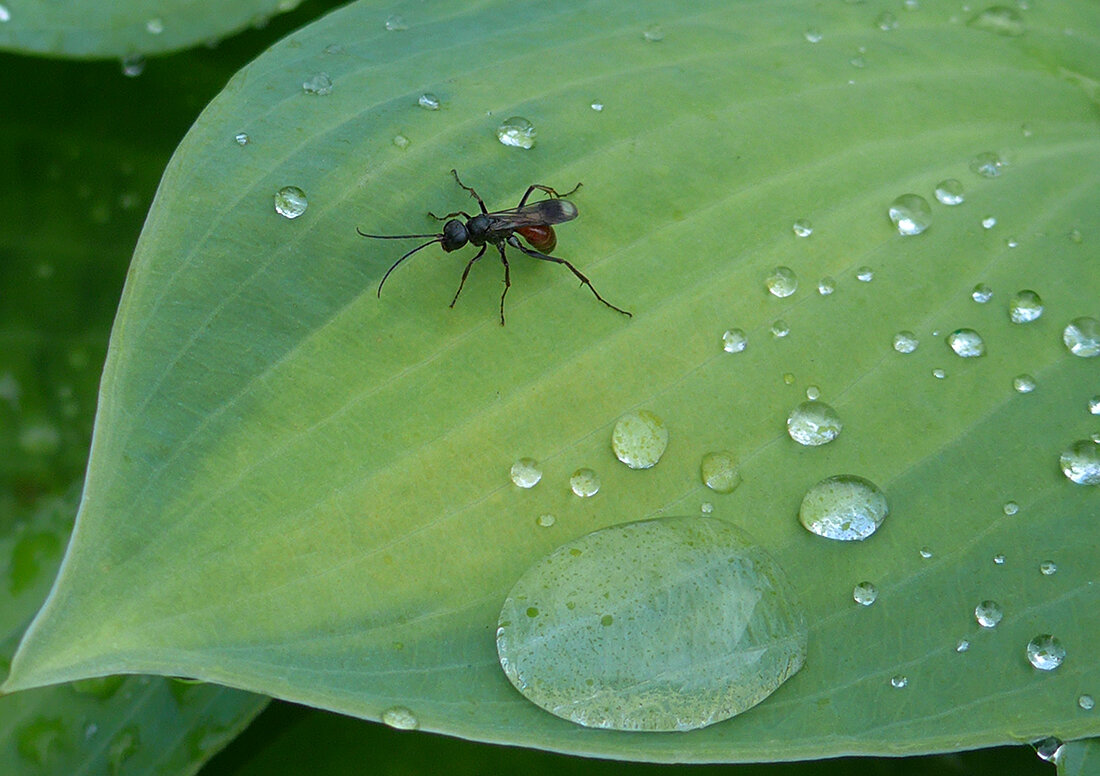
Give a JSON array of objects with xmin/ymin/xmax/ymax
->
[{"xmin": 357, "ymin": 227, "xmax": 445, "ymax": 297}]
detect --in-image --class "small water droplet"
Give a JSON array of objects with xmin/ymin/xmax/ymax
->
[
  {"xmin": 536, "ymin": 513, "xmax": 556, "ymax": 528},
  {"xmin": 302, "ymin": 72, "xmax": 333, "ymax": 95},
  {"xmin": 970, "ymin": 150, "xmax": 1007, "ymax": 176},
  {"xmin": 121, "ymin": 55, "xmax": 146, "ymax": 77},
  {"xmin": 771, "ymin": 320, "xmax": 790, "ymax": 338},
  {"xmin": 1033, "ymin": 737, "xmax": 1064, "ymax": 764},
  {"xmin": 384, "ymin": 14, "xmax": 408, "ymax": 31},
  {"xmin": 611, "ymin": 411, "xmax": 669, "ymax": 470},
  {"xmin": 971, "ymin": 283, "xmax": 993, "ymax": 303},
  {"xmin": 975, "ymin": 600, "xmax": 1003, "ymax": 628},
  {"xmin": 856, "ymin": 266, "xmax": 874, "ymax": 282},
  {"xmin": 805, "ymin": 385, "xmax": 821, "ymax": 400},
  {"xmin": 700, "ymin": 501, "xmax": 714, "ymax": 515},
  {"xmin": 934, "ymin": 179, "xmax": 965, "ymax": 205},
  {"xmin": 804, "ymin": 27, "xmax": 823, "ymax": 42},
  {"xmin": 981, "ymin": 215, "xmax": 997, "ymax": 229},
  {"xmin": 956, "ymin": 638, "xmax": 970, "ymax": 652},
  {"xmin": 968, "ymin": 6, "xmax": 1025, "ymax": 36},
  {"xmin": 590, "ymin": 100, "xmax": 604, "ymax": 111},
  {"xmin": 1039, "ymin": 560, "xmax": 1057, "ymax": 575},
  {"xmin": 1059, "ymin": 439, "xmax": 1100, "ymax": 485},
  {"xmin": 1021, "ymin": 122, "xmax": 1033, "ymax": 138},
  {"xmin": 392, "ymin": 134, "xmax": 410, "ymax": 149},
  {"xmin": 893, "ymin": 331, "xmax": 919, "ymax": 354},
  {"xmin": 1003, "ymin": 500, "xmax": 1019, "ymax": 515},
  {"xmin": 849, "ymin": 53, "xmax": 867, "ymax": 68},
  {"xmin": 381, "ymin": 706, "xmax": 419, "ymax": 730},
  {"xmin": 0, "ymin": 4, "xmax": 10, "ymax": 23},
  {"xmin": 792, "ymin": 219, "xmax": 813, "ymax": 237},
  {"xmin": 1079, "ymin": 694, "xmax": 1095, "ymax": 711},
  {"xmin": 1013, "ymin": 374, "xmax": 1036, "ymax": 393},
  {"xmin": 799, "ymin": 474, "xmax": 887, "ymax": 541},
  {"xmin": 1068, "ymin": 227, "xmax": 1083, "ymax": 243},
  {"xmin": 84, "ymin": 722, "xmax": 98, "ymax": 740},
  {"xmin": 234, "ymin": 132, "xmax": 250, "ymax": 146},
  {"xmin": 1008, "ymin": 290, "xmax": 1043, "ymax": 323},
  {"xmin": 919, "ymin": 546, "xmax": 934, "ymax": 559},
  {"xmin": 875, "ymin": 11, "xmax": 899, "ymax": 30},
  {"xmin": 274, "ymin": 186, "xmax": 308, "ymax": 219},
  {"xmin": 1089, "ymin": 396, "xmax": 1100, "ymax": 415},
  {"xmin": 890, "ymin": 675, "xmax": 908, "ymax": 689},
  {"xmin": 817, "ymin": 277, "xmax": 836, "ymax": 295},
  {"xmin": 1005, "ymin": 236, "xmax": 1019, "ymax": 248},
  {"xmin": 782, "ymin": 372, "xmax": 796, "ymax": 386},
  {"xmin": 787, "ymin": 401, "xmax": 842, "ymax": 446},
  {"xmin": 888, "ymin": 194, "xmax": 932, "ymax": 235},
  {"xmin": 146, "ymin": 17, "xmax": 164, "ymax": 34},
  {"xmin": 993, "ymin": 553, "xmax": 1006, "ymax": 565},
  {"xmin": 418, "ymin": 92, "xmax": 440, "ymax": 110},
  {"xmin": 510, "ymin": 457, "xmax": 542, "ymax": 488},
  {"xmin": 1063, "ymin": 317, "xmax": 1100, "ymax": 357},
  {"xmin": 496, "ymin": 116, "xmax": 536, "ymax": 149},
  {"xmin": 932, "ymin": 367, "xmax": 946, "ymax": 379},
  {"xmin": 700, "ymin": 451, "xmax": 742, "ymax": 493},
  {"xmin": 1026, "ymin": 634, "xmax": 1066, "ymax": 671},
  {"xmin": 853, "ymin": 581, "xmax": 877, "ymax": 606},
  {"xmin": 570, "ymin": 468, "xmax": 600, "ymax": 498},
  {"xmin": 642, "ymin": 24, "xmax": 664, "ymax": 42},
  {"xmin": 947, "ymin": 328, "xmax": 985, "ymax": 357},
  {"xmin": 766, "ymin": 266, "xmax": 798, "ymax": 298},
  {"xmin": 722, "ymin": 328, "xmax": 747, "ymax": 353}
]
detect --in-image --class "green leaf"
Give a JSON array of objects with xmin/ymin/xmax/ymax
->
[
  {"xmin": 1060, "ymin": 739, "xmax": 1100, "ymax": 776},
  {"xmin": 0, "ymin": 0, "xmax": 305, "ymax": 59},
  {"xmin": 6, "ymin": 0, "xmax": 1099, "ymax": 762}
]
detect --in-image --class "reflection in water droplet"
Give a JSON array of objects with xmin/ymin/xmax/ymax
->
[
  {"xmin": 970, "ymin": 150, "xmax": 1007, "ymax": 176},
  {"xmin": 381, "ymin": 706, "xmax": 420, "ymax": 730},
  {"xmin": 1008, "ymin": 290, "xmax": 1043, "ymax": 323},
  {"xmin": 975, "ymin": 600, "xmax": 1003, "ymax": 628},
  {"xmin": 418, "ymin": 93, "xmax": 440, "ymax": 110},
  {"xmin": 1063, "ymin": 317, "xmax": 1100, "ymax": 357},
  {"xmin": 1026, "ymin": 635, "xmax": 1065, "ymax": 671},
  {"xmin": 590, "ymin": 100, "xmax": 604, "ymax": 111},
  {"xmin": 722, "ymin": 328, "xmax": 747, "ymax": 353},
  {"xmin": 947, "ymin": 328, "xmax": 985, "ymax": 357},
  {"xmin": 384, "ymin": 14, "xmax": 408, "ymax": 31},
  {"xmin": 611, "ymin": 411, "xmax": 668, "ymax": 470},
  {"xmin": 771, "ymin": 320, "xmax": 790, "ymax": 338},
  {"xmin": 1033, "ymin": 737, "xmax": 1064, "ymax": 764},
  {"xmin": 643, "ymin": 24, "xmax": 664, "ymax": 42},
  {"xmin": 1080, "ymin": 694, "xmax": 1095, "ymax": 711},
  {"xmin": 934, "ymin": 179, "xmax": 965, "ymax": 205},
  {"xmin": 993, "ymin": 553, "xmax": 1006, "ymax": 565},
  {"xmin": 853, "ymin": 581, "xmax": 877, "ymax": 606},
  {"xmin": 1060, "ymin": 440, "xmax": 1100, "ymax": 485},
  {"xmin": 496, "ymin": 517, "xmax": 808, "ymax": 731},
  {"xmin": 536, "ymin": 513, "xmax": 556, "ymax": 528},
  {"xmin": 792, "ymin": 219, "xmax": 813, "ymax": 237},
  {"xmin": 497, "ymin": 116, "xmax": 536, "ymax": 149},
  {"xmin": 570, "ymin": 468, "xmax": 600, "ymax": 497},
  {"xmin": 700, "ymin": 451, "xmax": 742, "ymax": 493},
  {"xmin": 818, "ymin": 277, "xmax": 836, "ymax": 295},
  {"xmin": 968, "ymin": 6, "xmax": 1025, "ymax": 36},
  {"xmin": 971, "ymin": 283, "xmax": 993, "ymax": 303},
  {"xmin": 919, "ymin": 546, "xmax": 933, "ymax": 559},
  {"xmin": 890, "ymin": 675, "xmax": 908, "ymax": 689},
  {"xmin": 799, "ymin": 475, "xmax": 887, "ymax": 541},
  {"xmin": 274, "ymin": 186, "xmax": 308, "ymax": 219},
  {"xmin": 234, "ymin": 132, "xmax": 250, "ymax": 146},
  {"xmin": 956, "ymin": 638, "xmax": 970, "ymax": 653},
  {"xmin": 856, "ymin": 266, "xmax": 874, "ymax": 282},
  {"xmin": 302, "ymin": 72, "xmax": 333, "ymax": 95},
  {"xmin": 510, "ymin": 458, "xmax": 542, "ymax": 488},
  {"xmin": 893, "ymin": 331, "xmax": 919, "ymax": 354},
  {"xmin": 766, "ymin": 266, "xmax": 798, "ymax": 297},
  {"xmin": 787, "ymin": 401, "xmax": 842, "ymax": 446},
  {"xmin": 888, "ymin": 194, "xmax": 932, "ymax": 235},
  {"xmin": 1039, "ymin": 560, "xmax": 1057, "ymax": 576},
  {"xmin": 1013, "ymin": 374, "xmax": 1036, "ymax": 393}
]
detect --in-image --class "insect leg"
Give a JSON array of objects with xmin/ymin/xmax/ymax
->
[
  {"xmin": 516, "ymin": 182, "xmax": 583, "ymax": 208},
  {"xmin": 496, "ymin": 243, "xmax": 511, "ymax": 326},
  {"xmin": 449, "ymin": 169, "xmax": 489, "ymax": 215},
  {"xmin": 428, "ymin": 209, "xmax": 473, "ymax": 221},
  {"xmin": 449, "ymin": 245, "xmax": 487, "ymax": 308},
  {"xmin": 508, "ymin": 237, "xmax": 632, "ymax": 317}
]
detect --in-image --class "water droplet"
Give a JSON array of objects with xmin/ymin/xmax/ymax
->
[
  {"xmin": 107, "ymin": 726, "xmax": 139, "ymax": 773},
  {"xmin": 1069, "ymin": 227, "xmax": 1083, "ymax": 243},
  {"xmin": 946, "ymin": 328, "xmax": 985, "ymax": 357},
  {"xmin": 590, "ymin": 100, "xmax": 604, "ymax": 111},
  {"xmin": 968, "ymin": 6, "xmax": 1025, "ymax": 36},
  {"xmin": 642, "ymin": 24, "xmax": 664, "ymax": 42},
  {"xmin": 993, "ymin": 553, "xmax": 1006, "ymax": 565},
  {"xmin": 975, "ymin": 600, "xmax": 1003, "ymax": 628},
  {"xmin": 971, "ymin": 283, "xmax": 993, "ymax": 303},
  {"xmin": 1063, "ymin": 317, "xmax": 1100, "ymax": 357},
  {"xmin": 496, "ymin": 116, "xmax": 536, "ymax": 149},
  {"xmin": 782, "ymin": 372, "xmax": 796, "ymax": 386},
  {"xmin": 722, "ymin": 328, "xmax": 747, "ymax": 353},
  {"xmin": 893, "ymin": 331, "xmax": 919, "ymax": 354},
  {"xmin": 1033, "ymin": 737, "xmax": 1064, "ymax": 764},
  {"xmin": 274, "ymin": 186, "xmax": 308, "ymax": 219},
  {"xmin": 1060, "ymin": 439, "xmax": 1100, "ymax": 485},
  {"xmin": 956, "ymin": 638, "xmax": 970, "ymax": 652},
  {"xmin": 384, "ymin": 14, "xmax": 408, "ymax": 31},
  {"xmin": 981, "ymin": 215, "xmax": 997, "ymax": 229},
  {"xmin": 817, "ymin": 277, "xmax": 836, "ymax": 295},
  {"xmin": 146, "ymin": 17, "xmax": 164, "ymax": 34},
  {"xmin": 611, "ymin": 411, "xmax": 668, "ymax": 470},
  {"xmin": 792, "ymin": 219, "xmax": 813, "ymax": 237},
  {"xmin": 1039, "ymin": 560, "xmax": 1057, "ymax": 575},
  {"xmin": 496, "ymin": 517, "xmax": 808, "ymax": 731},
  {"xmin": 16, "ymin": 718, "xmax": 66, "ymax": 764},
  {"xmin": 0, "ymin": 4, "xmax": 10, "ymax": 23},
  {"xmin": 771, "ymin": 320, "xmax": 790, "ymax": 338},
  {"xmin": 970, "ymin": 150, "xmax": 1008, "ymax": 177},
  {"xmin": 536, "ymin": 513, "xmax": 556, "ymax": 528},
  {"xmin": 766, "ymin": 266, "xmax": 798, "ymax": 298},
  {"xmin": 849, "ymin": 53, "xmax": 867, "ymax": 68},
  {"xmin": 418, "ymin": 92, "xmax": 440, "ymax": 110},
  {"xmin": 1008, "ymin": 290, "xmax": 1043, "ymax": 323},
  {"xmin": 1005, "ymin": 236, "xmax": 1019, "ymax": 248},
  {"xmin": 1013, "ymin": 374, "xmax": 1036, "ymax": 393},
  {"xmin": 392, "ymin": 134, "xmax": 410, "ymax": 149},
  {"xmin": 1079, "ymin": 694, "xmax": 1095, "ymax": 711},
  {"xmin": 84, "ymin": 722, "xmax": 98, "ymax": 740},
  {"xmin": 799, "ymin": 474, "xmax": 888, "ymax": 541},
  {"xmin": 805, "ymin": 385, "xmax": 821, "ymax": 400},
  {"xmin": 700, "ymin": 451, "xmax": 742, "ymax": 493},
  {"xmin": 381, "ymin": 706, "xmax": 419, "ymax": 730},
  {"xmin": 804, "ymin": 27, "xmax": 823, "ymax": 43},
  {"xmin": 787, "ymin": 401, "xmax": 842, "ymax": 446},
  {"xmin": 1088, "ymin": 396, "xmax": 1100, "ymax": 415},
  {"xmin": 1026, "ymin": 634, "xmax": 1065, "ymax": 671},
  {"xmin": 234, "ymin": 131, "xmax": 250, "ymax": 146},
  {"xmin": 510, "ymin": 457, "xmax": 542, "ymax": 488},
  {"xmin": 121, "ymin": 55, "xmax": 146, "ymax": 77},
  {"xmin": 934, "ymin": 179, "xmax": 965, "ymax": 205},
  {"xmin": 1003, "ymin": 500, "xmax": 1019, "ymax": 515},
  {"xmin": 875, "ymin": 11, "xmax": 899, "ymax": 30},
  {"xmin": 888, "ymin": 194, "xmax": 932, "ymax": 235},
  {"xmin": 700, "ymin": 501, "xmax": 715, "ymax": 516},
  {"xmin": 854, "ymin": 266, "xmax": 873, "ymax": 282},
  {"xmin": 919, "ymin": 546, "xmax": 934, "ymax": 559},
  {"xmin": 932, "ymin": 368, "xmax": 946, "ymax": 379},
  {"xmin": 302, "ymin": 72, "xmax": 333, "ymax": 95},
  {"xmin": 570, "ymin": 468, "xmax": 600, "ymax": 498},
  {"xmin": 853, "ymin": 581, "xmax": 877, "ymax": 606}
]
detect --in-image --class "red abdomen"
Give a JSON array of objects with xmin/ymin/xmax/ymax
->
[{"xmin": 518, "ymin": 224, "xmax": 556, "ymax": 253}]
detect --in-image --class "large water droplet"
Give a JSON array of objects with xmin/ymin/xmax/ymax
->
[
  {"xmin": 570, "ymin": 468, "xmax": 600, "ymax": 497},
  {"xmin": 274, "ymin": 186, "xmax": 308, "ymax": 219},
  {"xmin": 766, "ymin": 266, "xmax": 798, "ymax": 297},
  {"xmin": 1026, "ymin": 635, "xmax": 1065, "ymax": 670},
  {"xmin": 934, "ymin": 179, "xmax": 965, "ymax": 205},
  {"xmin": 853, "ymin": 581, "xmax": 877, "ymax": 606},
  {"xmin": 302, "ymin": 72, "xmax": 333, "ymax": 95},
  {"xmin": 968, "ymin": 6, "xmax": 1025, "ymax": 36},
  {"xmin": 510, "ymin": 457, "xmax": 542, "ymax": 488},
  {"xmin": 787, "ymin": 400, "xmax": 842, "ymax": 446},
  {"xmin": 1063, "ymin": 317, "xmax": 1100, "ymax": 357},
  {"xmin": 893, "ymin": 331, "xmax": 919, "ymax": 354},
  {"xmin": 975, "ymin": 600, "xmax": 1003, "ymax": 628},
  {"xmin": 946, "ymin": 328, "xmax": 985, "ymax": 357},
  {"xmin": 496, "ymin": 116, "xmax": 536, "ymax": 149},
  {"xmin": 1060, "ymin": 440, "xmax": 1100, "ymax": 485},
  {"xmin": 970, "ymin": 150, "xmax": 1007, "ymax": 177},
  {"xmin": 496, "ymin": 517, "xmax": 808, "ymax": 731},
  {"xmin": 722, "ymin": 328, "xmax": 747, "ymax": 353},
  {"xmin": 381, "ymin": 706, "xmax": 419, "ymax": 729},
  {"xmin": 799, "ymin": 474, "xmax": 888, "ymax": 541},
  {"xmin": 1033, "ymin": 737, "xmax": 1064, "ymax": 764},
  {"xmin": 611, "ymin": 411, "xmax": 668, "ymax": 469},
  {"xmin": 1009, "ymin": 290, "xmax": 1043, "ymax": 323},
  {"xmin": 700, "ymin": 451, "xmax": 742, "ymax": 493},
  {"xmin": 888, "ymin": 194, "xmax": 932, "ymax": 235}
]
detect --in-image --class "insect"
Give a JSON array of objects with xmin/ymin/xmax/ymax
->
[{"xmin": 357, "ymin": 169, "xmax": 632, "ymax": 325}]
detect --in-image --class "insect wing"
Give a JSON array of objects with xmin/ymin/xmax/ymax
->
[{"xmin": 484, "ymin": 198, "xmax": 578, "ymax": 232}]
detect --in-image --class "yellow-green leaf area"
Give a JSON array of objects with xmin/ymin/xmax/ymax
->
[{"xmin": 6, "ymin": 0, "xmax": 1100, "ymax": 763}]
